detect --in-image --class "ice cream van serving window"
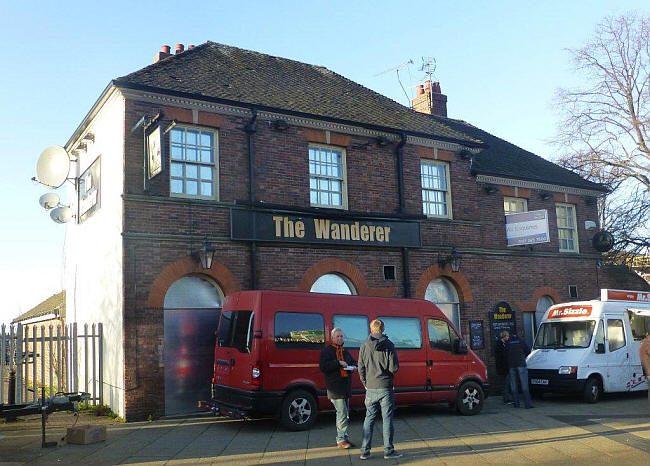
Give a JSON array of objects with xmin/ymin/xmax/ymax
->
[{"xmin": 628, "ymin": 308, "xmax": 650, "ymax": 341}]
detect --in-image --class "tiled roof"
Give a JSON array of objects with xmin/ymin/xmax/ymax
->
[
  {"xmin": 114, "ymin": 42, "xmax": 482, "ymax": 146},
  {"xmin": 435, "ymin": 117, "xmax": 607, "ymax": 192},
  {"xmin": 12, "ymin": 291, "xmax": 65, "ymax": 324},
  {"xmin": 114, "ymin": 41, "xmax": 604, "ymax": 192}
]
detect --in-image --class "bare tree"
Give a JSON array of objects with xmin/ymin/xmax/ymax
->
[{"xmin": 555, "ymin": 13, "xmax": 650, "ymax": 259}]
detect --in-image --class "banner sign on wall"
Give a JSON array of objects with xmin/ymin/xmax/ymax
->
[
  {"xmin": 505, "ymin": 209, "xmax": 550, "ymax": 247},
  {"xmin": 78, "ymin": 156, "xmax": 101, "ymax": 223},
  {"xmin": 231, "ymin": 209, "xmax": 421, "ymax": 248}
]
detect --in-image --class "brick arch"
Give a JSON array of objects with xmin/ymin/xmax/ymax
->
[
  {"xmin": 414, "ymin": 264, "xmax": 474, "ymax": 303},
  {"xmin": 147, "ymin": 257, "xmax": 240, "ymax": 308},
  {"xmin": 517, "ymin": 286, "xmax": 562, "ymax": 312},
  {"xmin": 298, "ymin": 258, "xmax": 396, "ymax": 297}
]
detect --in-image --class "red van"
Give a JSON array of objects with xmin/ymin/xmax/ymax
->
[{"xmin": 207, "ymin": 290, "xmax": 488, "ymax": 430}]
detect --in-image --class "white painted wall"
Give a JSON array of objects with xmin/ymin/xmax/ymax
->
[{"xmin": 64, "ymin": 89, "xmax": 126, "ymax": 417}]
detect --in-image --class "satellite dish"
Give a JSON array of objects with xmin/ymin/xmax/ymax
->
[
  {"xmin": 592, "ymin": 230, "xmax": 614, "ymax": 252},
  {"xmin": 36, "ymin": 146, "xmax": 70, "ymax": 188},
  {"xmin": 50, "ymin": 206, "xmax": 73, "ymax": 224},
  {"xmin": 39, "ymin": 192, "xmax": 60, "ymax": 210}
]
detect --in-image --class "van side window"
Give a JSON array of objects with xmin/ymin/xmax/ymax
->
[
  {"xmin": 427, "ymin": 319, "xmax": 459, "ymax": 352},
  {"xmin": 378, "ymin": 317, "xmax": 422, "ymax": 349},
  {"xmin": 607, "ymin": 319, "xmax": 626, "ymax": 352},
  {"xmin": 428, "ymin": 319, "xmax": 452, "ymax": 351},
  {"xmin": 218, "ymin": 311, "xmax": 254, "ymax": 353},
  {"xmin": 628, "ymin": 310, "xmax": 650, "ymax": 341},
  {"xmin": 274, "ymin": 312, "xmax": 325, "ymax": 349},
  {"xmin": 333, "ymin": 315, "xmax": 368, "ymax": 348}
]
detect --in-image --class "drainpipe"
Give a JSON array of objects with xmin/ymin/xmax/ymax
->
[
  {"xmin": 394, "ymin": 132, "xmax": 410, "ymax": 297},
  {"xmin": 245, "ymin": 109, "xmax": 258, "ymax": 289},
  {"xmin": 395, "ymin": 132, "xmax": 407, "ymax": 214}
]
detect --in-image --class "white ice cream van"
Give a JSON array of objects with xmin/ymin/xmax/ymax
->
[{"xmin": 526, "ymin": 289, "xmax": 650, "ymax": 403}]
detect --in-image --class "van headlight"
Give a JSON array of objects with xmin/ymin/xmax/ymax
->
[{"xmin": 558, "ymin": 366, "xmax": 577, "ymax": 375}]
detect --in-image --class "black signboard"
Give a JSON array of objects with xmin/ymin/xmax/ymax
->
[
  {"xmin": 489, "ymin": 301, "xmax": 516, "ymax": 353},
  {"xmin": 231, "ymin": 209, "xmax": 421, "ymax": 248},
  {"xmin": 469, "ymin": 320, "xmax": 484, "ymax": 349}
]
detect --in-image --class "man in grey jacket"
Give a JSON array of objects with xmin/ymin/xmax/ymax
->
[{"xmin": 358, "ymin": 319, "xmax": 401, "ymax": 460}]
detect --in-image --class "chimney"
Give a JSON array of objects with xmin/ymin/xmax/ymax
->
[
  {"xmin": 175, "ymin": 43, "xmax": 185, "ymax": 54},
  {"xmin": 154, "ymin": 45, "xmax": 171, "ymax": 64},
  {"xmin": 411, "ymin": 80, "xmax": 448, "ymax": 117}
]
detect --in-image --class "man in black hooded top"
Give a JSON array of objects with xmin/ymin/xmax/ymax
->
[{"xmin": 358, "ymin": 318, "xmax": 401, "ymax": 460}]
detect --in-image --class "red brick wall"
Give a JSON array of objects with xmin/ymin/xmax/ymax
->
[{"xmin": 119, "ymin": 98, "xmax": 605, "ymax": 419}]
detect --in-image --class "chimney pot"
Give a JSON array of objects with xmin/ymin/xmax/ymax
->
[
  {"xmin": 188, "ymin": 44, "xmax": 195, "ymax": 50},
  {"xmin": 412, "ymin": 80, "xmax": 447, "ymax": 118},
  {"xmin": 175, "ymin": 43, "xmax": 184, "ymax": 54},
  {"xmin": 154, "ymin": 45, "xmax": 172, "ymax": 64}
]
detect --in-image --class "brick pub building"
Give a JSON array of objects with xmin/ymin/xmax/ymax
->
[{"xmin": 59, "ymin": 42, "xmax": 645, "ymax": 420}]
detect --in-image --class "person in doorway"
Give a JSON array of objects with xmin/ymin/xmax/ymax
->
[
  {"xmin": 319, "ymin": 327, "xmax": 356, "ymax": 449},
  {"xmin": 358, "ymin": 319, "xmax": 402, "ymax": 460},
  {"xmin": 639, "ymin": 331, "xmax": 650, "ymax": 403},
  {"xmin": 495, "ymin": 330, "xmax": 513, "ymax": 404},
  {"xmin": 507, "ymin": 333, "xmax": 534, "ymax": 409}
]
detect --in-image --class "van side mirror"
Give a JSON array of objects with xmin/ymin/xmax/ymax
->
[
  {"xmin": 595, "ymin": 343, "xmax": 605, "ymax": 354},
  {"xmin": 453, "ymin": 338, "xmax": 468, "ymax": 355}
]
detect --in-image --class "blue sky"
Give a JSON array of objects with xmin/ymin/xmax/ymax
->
[{"xmin": 0, "ymin": 1, "xmax": 647, "ymax": 324}]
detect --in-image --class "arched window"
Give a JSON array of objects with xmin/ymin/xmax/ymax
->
[
  {"xmin": 424, "ymin": 278, "xmax": 460, "ymax": 331},
  {"xmin": 163, "ymin": 275, "xmax": 223, "ymax": 416},
  {"xmin": 164, "ymin": 275, "xmax": 224, "ymax": 308},
  {"xmin": 310, "ymin": 273, "xmax": 356, "ymax": 295},
  {"xmin": 522, "ymin": 296, "xmax": 554, "ymax": 348},
  {"xmin": 535, "ymin": 295, "xmax": 554, "ymax": 328}
]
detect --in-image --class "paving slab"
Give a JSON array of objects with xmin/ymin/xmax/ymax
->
[{"xmin": 2, "ymin": 392, "xmax": 650, "ymax": 464}]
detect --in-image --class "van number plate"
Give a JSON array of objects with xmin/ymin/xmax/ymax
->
[{"xmin": 531, "ymin": 378, "xmax": 549, "ymax": 385}]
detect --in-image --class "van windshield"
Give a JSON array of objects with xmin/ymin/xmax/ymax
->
[
  {"xmin": 218, "ymin": 310, "xmax": 254, "ymax": 353},
  {"xmin": 534, "ymin": 320, "xmax": 596, "ymax": 349}
]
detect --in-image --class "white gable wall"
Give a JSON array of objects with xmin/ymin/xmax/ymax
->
[{"xmin": 64, "ymin": 89, "xmax": 126, "ymax": 417}]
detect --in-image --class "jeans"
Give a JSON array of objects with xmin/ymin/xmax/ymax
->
[
  {"xmin": 330, "ymin": 398, "xmax": 350, "ymax": 443},
  {"xmin": 503, "ymin": 372, "xmax": 513, "ymax": 402},
  {"xmin": 360, "ymin": 388, "xmax": 395, "ymax": 455},
  {"xmin": 509, "ymin": 366, "xmax": 533, "ymax": 408}
]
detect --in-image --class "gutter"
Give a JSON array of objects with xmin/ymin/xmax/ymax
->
[{"xmin": 112, "ymin": 80, "xmax": 487, "ymax": 149}]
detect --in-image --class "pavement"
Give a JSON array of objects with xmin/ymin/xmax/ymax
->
[{"xmin": 2, "ymin": 392, "xmax": 650, "ymax": 465}]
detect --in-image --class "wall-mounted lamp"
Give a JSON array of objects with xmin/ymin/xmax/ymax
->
[
  {"xmin": 195, "ymin": 237, "xmax": 216, "ymax": 270},
  {"xmin": 376, "ymin": 136, "xmax": 390, "ymax": 147},
  {"xmin": 483, "ymin": 184, "xmax": 498, "ymax": 194},
  {"xmin": 539, "ymin": 191, "xmax": 552, "ymax": 200},
  {"xmin": 271, "ymin": 119, "xmax": 289, "ymax": 131},
  {"xmin": 438, "ymin": 247, "xmax": 461, "ymax": 273}
]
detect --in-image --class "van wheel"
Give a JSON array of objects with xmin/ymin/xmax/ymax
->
[
  {"xmin": 456, "ymin": 381, "xmax": 484, "ymax": 415},
  {"xmin": 583, "ymin": 377, "xmax": 601, "ymax": 403},
  {"xmin": 280, "ymin": 390, "xmax": 318, "ymax": 431}
]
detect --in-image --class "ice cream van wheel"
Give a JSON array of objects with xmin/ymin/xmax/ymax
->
[
  {"xmin": 583, "ymin": 377, "xmax": 602, "ymax": 403},
  {"xmin": 456, "ymin": 381, "xmax": 484, "ymax": 415},
  {"xmin": 280, "ymin": 389, "xmax": 318, "ymax": 431}
]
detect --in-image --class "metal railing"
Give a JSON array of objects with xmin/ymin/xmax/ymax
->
[{"xmin": 1, "ymin": 322, "xmax": 102, "ymax": 405}]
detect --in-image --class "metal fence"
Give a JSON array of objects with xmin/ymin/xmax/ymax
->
[{"xmin": 0, "ymin": 322, "xmax": 103, "ymax": 405}]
